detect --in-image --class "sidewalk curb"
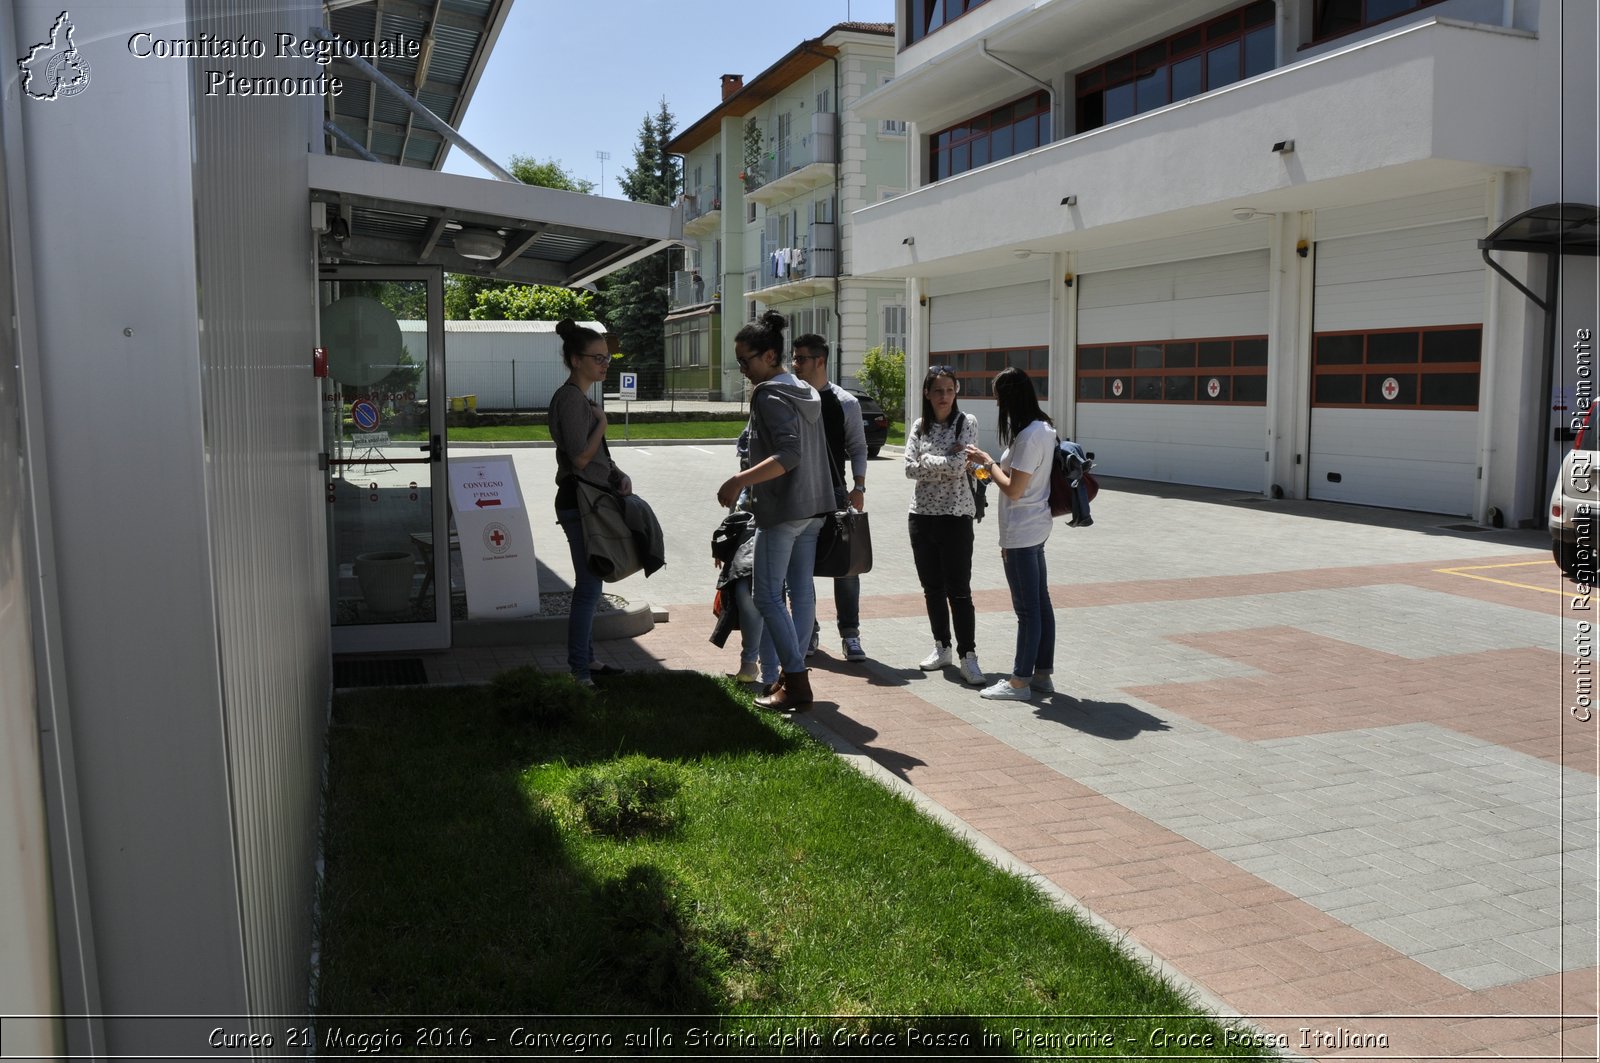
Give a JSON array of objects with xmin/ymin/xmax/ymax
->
[{"xmin": 793, "ymin": 711, "xmax": 1307, "ymax": 1057}]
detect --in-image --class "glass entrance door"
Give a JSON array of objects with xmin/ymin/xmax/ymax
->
[{"xmin": 319, "ymin": 266, "xmax": 449, "ymax": 652}]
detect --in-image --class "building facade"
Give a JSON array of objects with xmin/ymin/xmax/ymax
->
[
  {"xmin": 665, "ymin": 22, "xmax": 912, "ymax": 399},
  {"xmin": 852, "ymin": 0, "xmax": 1597, "ymax": 523}
]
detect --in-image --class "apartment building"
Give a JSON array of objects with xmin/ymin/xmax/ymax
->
[
  {"xmin": 852, "ymin": 0, "xmax": 1596, "ymax": 523},
  {"xmin": 665, "ymin": 22, "xmax": 912, "ymax": 398}
]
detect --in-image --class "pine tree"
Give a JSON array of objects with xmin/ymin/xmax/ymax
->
[{"xmin": 597, "ymin": 99, "xmax": 680, "ymax": 395}]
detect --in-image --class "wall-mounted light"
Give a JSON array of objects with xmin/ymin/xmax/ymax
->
[
  {"xmin": 455, "ymin": 229, "xmax": 505, "ymax": 261},
  {"xmin": 902, "ymin": 236, "xmax": 915, "ymax": 246},
  {"xmin": 1272, "ymin": 139, "xmax": 1295, "ymax": 154},
  {"xmin": 1063, "ymin": 272, "xmax": 1074, "ymax": 287},
  {"xmin": 1060, "ymin": 195, "xmax": 1077, "ymax": 207},
  {"xmin": 1296, "ymin": 239, "xmax": 1309, "ymax": 258}
]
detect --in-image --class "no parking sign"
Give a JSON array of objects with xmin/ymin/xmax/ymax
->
[{"xmin": 351, "ymin": 398, "xmax": 380, "ymax": 431}]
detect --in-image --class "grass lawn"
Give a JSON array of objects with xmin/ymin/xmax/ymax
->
[{"xmin": 317, "ymin": 671, "xmax": 1277, "ymax": 1057}]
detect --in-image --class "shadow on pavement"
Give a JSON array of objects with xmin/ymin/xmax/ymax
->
[
  {"xmin": 1032, "ymin": 694, "xmax": 1171, "ymax": 741},
  {"xmin": 813, "ymin": 708, "xmax": 929, "ymax": 780}
]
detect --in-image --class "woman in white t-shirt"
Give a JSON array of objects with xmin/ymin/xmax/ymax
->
[{"xmin": 964, "ymin": 367, "xmax": 1056, "ymax": 702}]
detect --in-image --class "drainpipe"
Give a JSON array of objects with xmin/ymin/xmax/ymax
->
[
  {"xmin": 310, "ymin": 26, "xmax": 517, "ymax": 182},
  {"xmin": 979, "ymin": 41, "xmax": 1055, "ymax": 131},
  {"xmin": 801, "ymin": 43, "xmax": 844, "ymax": 382}
]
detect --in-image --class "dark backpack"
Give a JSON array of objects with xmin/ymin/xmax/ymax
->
[{"xmin": 1047, "ymin": 436, "xmax": 1098, "ymax": 526}]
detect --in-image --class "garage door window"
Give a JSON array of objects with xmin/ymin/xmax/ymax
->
[
  {"xmin": 1077, "ymin": 335, "xmax": 1267, "ymax": 404},
  {"xmin": 1312, "ymin": 326, "xmax": 1480, "ymax": 409},
  {"xmin": 933, "ymin": 347, "xmax": 1048, "ymax": 399}
]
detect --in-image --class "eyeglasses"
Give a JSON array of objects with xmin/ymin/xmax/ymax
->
[
  {"xmin": 581, "ymin": 352, "xmax": 610, "ymax": 364},
  {"xmin": 791, "ymin": 352, "xmax": 823, "ymax": 364},
  {"xmin": 928, "ymin": 365, "xmax": 955, "ymax": 376}
]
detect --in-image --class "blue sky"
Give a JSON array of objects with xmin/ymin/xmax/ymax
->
[{"xmin": 442, "ymin": 0, "xmax": 898, "ymax": 191}]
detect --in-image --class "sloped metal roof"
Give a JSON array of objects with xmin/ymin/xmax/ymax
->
[{"xmin": 323, "ymin": 0, "xmax": 512, "ymax": 170}]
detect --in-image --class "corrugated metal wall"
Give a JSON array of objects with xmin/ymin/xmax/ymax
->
[{"xmin": 187, "ymin": 0, "xmax": 329, "ymax": 1020}]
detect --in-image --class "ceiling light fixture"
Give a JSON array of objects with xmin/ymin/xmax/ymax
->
[
  {"xmin": 1231, "ymin": 207, "xmax": 1270, "ymax": 222},
  {"xmin": 455, "ymin": 229, "xmax": 505, "ymax": 261}
]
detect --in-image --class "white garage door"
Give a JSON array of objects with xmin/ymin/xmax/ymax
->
[
  {"xmin": 1309, "ymin": 218, "xmax": 1485, "ymax": 515},
  {"xmin": 928, "ymin": 281, "xmax": 1050, "ymax": 450},
  {"xmin": 1076, "ymin": 251, "xmax": 1269, "ymax": 491}
]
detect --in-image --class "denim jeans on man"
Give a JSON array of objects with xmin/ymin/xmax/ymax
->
[
  {"xmin": 753, "ymin": 516, "xmax": 823, "ymax": 674},
  {"xmin": 557, "ymin": 508, "xmax": 603, "ymax": 681},
  {"xmin": 830, "ymin": 484, "xmax": 861, "ymax": 638},
  {"xmin": 1001, "ymin": 543, "xmax": 1055, "ymax": 679}
]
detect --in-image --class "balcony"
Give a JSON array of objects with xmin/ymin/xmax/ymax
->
[
  {"xmin": 747, "ymin": 234, "xmax": 838, "ymax": 302},
  {"xmin": 745, "ymin": 114, "xmax": 837, "ymax": 206},
  {"xmin": 853, "ymin": 17, "xmax": 1538, "ymax": 277},
  {"xmin": 682, "ymin": 185, "xmax": 722, "ymax": 239},
  {"xmin": 667, "ymin": 269, "xmax": 717, "ymax": 312}
]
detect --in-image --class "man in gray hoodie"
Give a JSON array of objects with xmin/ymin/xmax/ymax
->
[{"xmin": 717, "ymin": 311, "xmax": 834, "ymax": 711}]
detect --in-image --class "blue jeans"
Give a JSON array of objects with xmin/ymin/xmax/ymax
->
[
  {"xmin": 1002, "ymin": 543, "xmax": 1055, "ymax": 680},
  {"xmin": 731, "ymin": 578, "xmax": 777, "ymax": 683},
  {"xmin": 753, "ymin": 516, "xmax": 823, "ymax": 675},
  {"xmin": 557, "ymin": 508, "xmax": 603, "ymax": 681}
]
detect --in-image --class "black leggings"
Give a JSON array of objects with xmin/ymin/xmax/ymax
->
[{"xmin": 908, "ymin": 514, "xmax": 976, "ymax": 656}]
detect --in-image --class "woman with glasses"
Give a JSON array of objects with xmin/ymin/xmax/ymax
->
[
  {"xmin": 549, "ymin": 319, "xmax": 630, "ymax": 689},
  {"xmin": 904, "ymin": 366, "xmax": 986, "ymax": 686},
  {"xmin": 963, "ymin": 366, "xmax": 1056, "ymax": 702},
  {"xmin": 715, "ymin": 310, "xmax": 833, "ymax": 711}
]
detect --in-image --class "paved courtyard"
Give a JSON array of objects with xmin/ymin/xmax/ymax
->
[{"xmin": 422, "ymin": 442, "xmax": 1597, "ymax": 1060}]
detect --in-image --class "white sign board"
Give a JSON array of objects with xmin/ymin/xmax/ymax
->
[
  {"xmin": 447, "ymin": 455, "xmax": 541, "ymax": 619},
  {"xmin": 620, "ymin": 372, "xmax": 638, "ymax": 401}
]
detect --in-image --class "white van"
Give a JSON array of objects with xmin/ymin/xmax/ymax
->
[{"xmin": 1551, "ymin": 405, "xmax": 1598, "ymax": 583}]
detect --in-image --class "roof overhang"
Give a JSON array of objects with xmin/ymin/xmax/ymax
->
[
  {"xmin": 308, "ymin": 153, "xmax": 684, "ymax": 288},
  {"xmin": 323, "ymin": 0, "xmax": 514, "ymax": 170},
  {"xmin": 1478, "ymin": 202, "xmax": 1598, "ymax": 256}
]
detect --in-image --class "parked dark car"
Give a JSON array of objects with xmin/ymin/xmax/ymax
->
[{"xmin": 851, "ymin": 390, "xmax": 890, "ymax": 458}]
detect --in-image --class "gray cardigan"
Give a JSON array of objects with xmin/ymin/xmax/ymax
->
[{"xmin": 745, "ymin": 375, "xmax": 835, "ymax": 528}]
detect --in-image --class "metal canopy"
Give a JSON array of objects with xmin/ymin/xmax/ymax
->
[
  {"xmin": 1478, "ymin": 202, "xmax": 1598, "ymax": 257},
  {"xmin": 309, "ymin": 154, "xmax": 683, "ymax": 288},
  {"xmin": 323, "ymin": 0, "xmax": 513, "ymax": 170}
]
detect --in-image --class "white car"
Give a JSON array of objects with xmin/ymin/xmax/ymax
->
[{"xmin": 1551, "ymin": 406, "xmax": 1598, "ymax": 583}]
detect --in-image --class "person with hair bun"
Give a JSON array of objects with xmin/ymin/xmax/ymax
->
[
  {"xmin": 963, "ymin": 366, "xmax": 1056, "ymax": 703},
  {"xmin": 549, "ymin": 319, "xmax": 630, "ymax": 689},
  {"xmin": 715, "ymin": 310, "xmax": 833, "ymax": 711}
]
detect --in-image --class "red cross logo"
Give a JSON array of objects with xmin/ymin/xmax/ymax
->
[
  {"xmin": 1382, "ymin": 377, "xmax": 1400, "ymax": 401},
  {"xmin": 1207, "ymin": 377, "xmax": 1221, "ymax": 398},
  {"xmin": 490, "ymin": 529, "xmax": 505, "ymax": 547}
]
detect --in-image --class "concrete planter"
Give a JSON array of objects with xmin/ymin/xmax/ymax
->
[{"xmin": 353, "ymin": 550, "xmax": 415, "ymax": 614}]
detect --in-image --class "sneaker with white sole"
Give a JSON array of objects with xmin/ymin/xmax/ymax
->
[
  {"xmin": 732, "ymin": 664, "xmax": 761, "ymax": 684},
  {"xmin": 1030, "ymin": 673, "xmax": 1054, "ymax": 694},
  {"xmin": 959, "ymin": 652, "xmax": 986, "ymax": 686},
  {"xmin": 919, "ymin": 644, "xmax": 953, "ymax": 670},
  {"xmin": 842, "ymin": 637, "xmax": 867, "ymax": 661},
  {"xmin": 979, "ymin": 678, "xmax": 1032, "ymax": 701},
  {"xmin": 808, "ymin": 623, "xmax": 820, "ymax": 657}
]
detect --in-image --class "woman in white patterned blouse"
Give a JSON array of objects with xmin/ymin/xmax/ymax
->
[{"xmin": 903, "ymin": 366, "xmax": 986, "ymax": 686}]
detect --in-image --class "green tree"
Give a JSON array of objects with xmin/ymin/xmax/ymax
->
[
  {"xmin": 469, "ymin": 285, "xmax": 595, "ymax": 321},
  {"xmin": 444, "ymin": 156, "xmax": 595, "ymax": 319},
  {"xmin": 858, "ymin": 344, "xmax": 906, "ymax": 420},
  {"xmin": 595, "ymin": 99, "xmax": 679, "ymax": 395}
]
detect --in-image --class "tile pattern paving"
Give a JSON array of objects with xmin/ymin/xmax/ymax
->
[{"xmin": 420, "ymin": 468, "xmax": 1597, "ymax": 1061}]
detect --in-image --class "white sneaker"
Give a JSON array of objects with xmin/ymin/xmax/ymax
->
[
  {"xmin": 1031, "ymin": 673, "xmax": 1054, "ymax": 694},
  {"xmin": 808, "ymin": 623, "xmax": 820, "ymax": 657},
  {"xmin": 979, "ymin": 678, "xmax": 1032, "ymax": 702},
  {"xmin": 959, "ymin": 652, "xmax": 986, "ymax": 686},
  {"xmin": 842, "ymin": 637, "xmax": 867, "ymax": 661},
  {"xmin": 919, "ymin": 644, "xmax": 952, "ymax": 670}
]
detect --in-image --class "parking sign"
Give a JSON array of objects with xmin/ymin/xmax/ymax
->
[{"xmin": 620, "ymin": 372, "xmax": 638, "ymax": 401}]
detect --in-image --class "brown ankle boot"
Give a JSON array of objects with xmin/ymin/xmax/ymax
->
[
  {"xmin": 757, "ymin": 672, "xmax": 785, "ymax": 701},
  {"xmin": 758, "ymin": 668, "xmax": 812, "ymax": 712}
]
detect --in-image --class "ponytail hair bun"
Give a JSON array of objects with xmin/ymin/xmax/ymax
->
[
  {"xmin": 556, "ymin": 319, "xmax": 604, "ymax": 364},
  {"xmin": 734, "ymin": 309, "xmax": 788, "ymax": 358}
]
